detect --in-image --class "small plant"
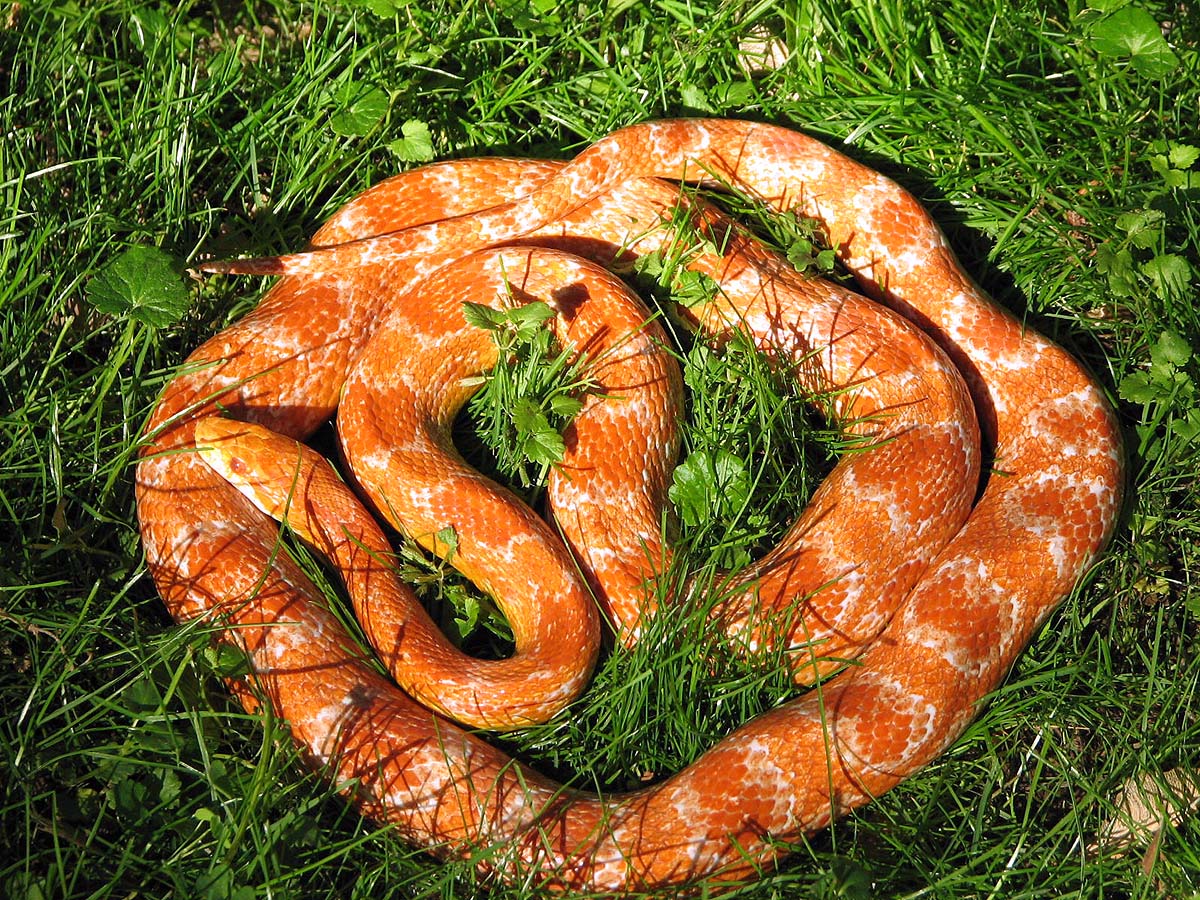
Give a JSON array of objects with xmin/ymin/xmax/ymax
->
[
  {"xmin": 1117, "ymin": 328, "xmax": 1200, "ymax": 615},
  {"xmin": 460, "ymin": 298, "xmax": 591, "ymax": 493},
  {"xmin": 397, "ymin": 524, "xmax": 518, "ymax": 653},
  {"xmin": 628, "ymin": 190, "xmax": 850, "ymax": 572},
  {"xmin": 1095, "ymin": 140, "xmax": 1198, "ymax": 305},
  {"xmin": 85, "ymin": 245, "xmax": 191, "ymax": 328},
  {"xmin": 667, "ymin": 336, "xmax": 843, "ymax": 572},
  {"xmin": 1084, "ymin": 2, "xmax": 1181, "ymax": 79},
  {"xmin": 1118, "ymin": 329, "xmax": 1200, "ymax": 463}
]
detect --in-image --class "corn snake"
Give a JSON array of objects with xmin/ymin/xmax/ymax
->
[{"xmin": 136, "ymin": 118, "xmax": 1123, "ymax": 890}]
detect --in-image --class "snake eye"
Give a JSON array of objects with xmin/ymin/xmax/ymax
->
[{"xmin": 229, "ymin": 456, "xmax": 248, "ymax": 476}]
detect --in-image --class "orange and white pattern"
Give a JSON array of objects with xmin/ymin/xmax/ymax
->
[{"xmin": 137, "ymin": 119, "xmax": 1122, "ymax": 891}]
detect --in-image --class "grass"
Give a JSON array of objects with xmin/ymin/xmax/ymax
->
[{"xmin": 2, "ymin": 0, "xmax": 1199, "ymax": 897}]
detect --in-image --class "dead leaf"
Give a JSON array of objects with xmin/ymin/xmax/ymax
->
[
  {"xmin": 1093, "ymin": 767, "xmax": 1200, "ymax": 856},
  {"xmin": 738, "ymin": 26, "xmax": 790, "ymax": 75}
]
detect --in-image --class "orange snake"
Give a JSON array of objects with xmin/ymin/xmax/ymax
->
[{"xmin": 136, "ymin": 119, "xmax": 1123, "ymax": 890}]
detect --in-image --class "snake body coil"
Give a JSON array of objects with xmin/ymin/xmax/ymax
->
[{"xmin": 137, "ymin": 119, "xmax": 1122, "ymax": 890}]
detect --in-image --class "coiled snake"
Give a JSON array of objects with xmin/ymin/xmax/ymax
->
[{"xmin": 136, "ymin": 119, "xmax": 1123, "ymax": 890}]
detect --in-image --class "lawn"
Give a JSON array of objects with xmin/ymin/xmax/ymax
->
[{"xmin": 3, "ymin": 1, "xmax": 1199, "ymax": 898}]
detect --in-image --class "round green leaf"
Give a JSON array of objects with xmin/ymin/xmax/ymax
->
[
  {"xmin": 85, "ymin": 246, "xmax": 191, "ymax": 328},
  {"xmin": 1091, "ymin": 7, "xmax": 1180, "ymax": 78},
  {"xmin": 329, "ymin": 82, "xmax": 390, "ymax": 137},
  {"xmin": 389, "ymin": 119, "xmax": 435, "ymax": 162}
]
